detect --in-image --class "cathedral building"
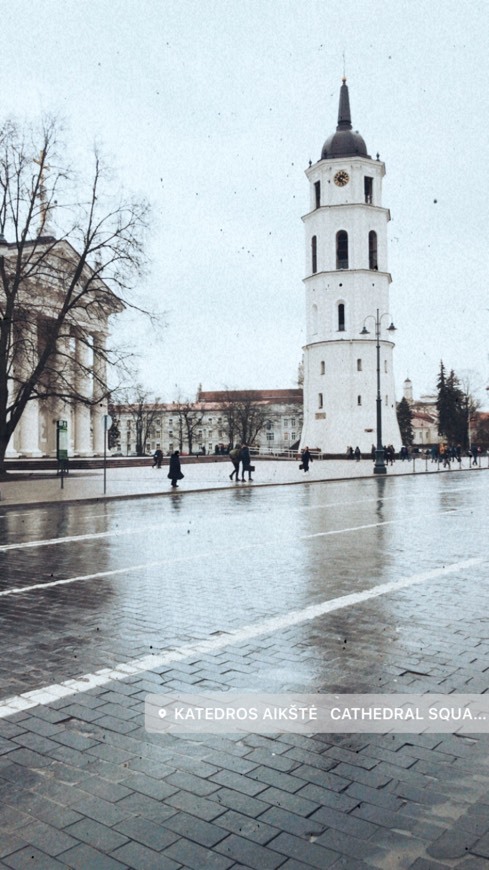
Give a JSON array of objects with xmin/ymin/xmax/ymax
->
[
  {"xmin": 299, "ymin": 78, "xmax": 401, "ymax": 454},
  {"xmin": 4, "ymin": 236, "xmax": 121, "ymax": 458}
]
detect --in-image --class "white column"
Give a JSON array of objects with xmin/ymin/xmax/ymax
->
[
  {"xmin": 73, "ymin": 333, "xmax": 92, "ymax": 456},
  {"xmin": 17, "ymin": 319, "xmax": 43, "ymax": 457},
  {"xmin": 92, "ymin": 332, "xmax": 107, "ymax": 455},
  {"xmin": 51, "ymin": 333, "xmax": 73, "ymax": 457}
]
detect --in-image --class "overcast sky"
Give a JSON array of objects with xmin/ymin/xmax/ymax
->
[{"xmin": 2, "ymin": 0, "xmax": 488, "ymax": 405}]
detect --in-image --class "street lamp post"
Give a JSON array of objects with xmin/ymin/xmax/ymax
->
[{"xmin": 360, "ymin": 309, "xmax": 396, "ymax": 475}]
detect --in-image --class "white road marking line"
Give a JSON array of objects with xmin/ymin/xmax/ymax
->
[
  {"xmin": 0, "ymin": 557, "xmax": 483, "ymax": 718},
  {"xmin": 0, "ymin": 523, "xmax": 162, "ymax": 552},
  {"xmin": 0, "ymin": 507, "xmax": 466, "ymax": 597}
]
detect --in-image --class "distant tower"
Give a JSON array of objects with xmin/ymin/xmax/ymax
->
[
  {"xmin": 403, "ymin": 377, "xmax": 413, "ymax": 403},
  {"xmin": 299, "ymin": 78, "xmax": 401, "ymax": 452}
]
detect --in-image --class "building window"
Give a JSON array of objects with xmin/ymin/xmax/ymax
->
[
  {"xmin": 338, "ymin": 303, "xmax": 345, "ymax": 332},
  {"xmin": 311, "ymin": 235, "xmax": 317, "ymax": 273},
  {"xmin": 384, "ymin": 360, "xmax": 388, "ymax": 373},
  {"xmin": 385, "ymin": 395, "xmax": 388, "ymax": 406},
  {"xmin": 284, "ymin": 432, "xmax": 289, "ymax": 440},
  {"xmin": 283, "ymin": 419, "xmax": 289, "ymax": 427},
  {"xmin": 320, "ymin": 360, "xmax": 325, "ymax": 375},
  {"xmin": 369, "ymin": 230, "xmax": 378, "ymax": 270},
  {"xmin": 267, "ymin": 432, "xmax": 274, "ymax": 441},
  {"xmin": 357, "ymin": 359, "xmax": 362, "ymax": 371},
  {"xmin": 336, "ymin": 230, "xmax": 348, "ymax": 269},
  {"xmin": 364, "ymin": 176, "xmax": 373, "ymax": 204},
  {"xmin": 291, "ymin": 418, "xmax": 296, "ymax": 426},
  {"xmin": 357, "ymin": 395, "xmax": 362, "ymax": 405},
  {"xmin": 314, "ymin": 181, "xmax": 321, "ymax": 209},
  {"xmin": 318, "ymin": 393, "xmax": 323, "ymax": 409}
]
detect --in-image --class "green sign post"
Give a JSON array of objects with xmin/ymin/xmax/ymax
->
[{"xmin": 56, "ymin": 420, "xmax": 69, "ymax": 488}]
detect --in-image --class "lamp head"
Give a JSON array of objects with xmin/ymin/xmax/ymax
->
[{"xmin": 360, "ymin": 326, "xmax": 370, "ymax": 335}]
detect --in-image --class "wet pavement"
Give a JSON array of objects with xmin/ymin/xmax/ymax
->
[
  {"xmin": 1, "ymin": 453, "xmax": 487, "ymax": 507},
  {"xmin": 0, "ymin": 470, "xmax": 488, "ymax": 868}
]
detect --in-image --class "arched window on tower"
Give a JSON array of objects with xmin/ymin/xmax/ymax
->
[
  {"xmin": 314, "ymin": 181, "xmax": 321, "ymax": 209},
  {"xmin": 338, "ymin": 303, "xmax": 345, "ymax": 332},
  {"xmin": 336, "ymin": 231, "xmax": 348, "ymax": 270},
  {"xmin": 311, "ymin": 236, "xmax": 317, "ymax": 274},
  {"xmin": 320, "ymin": 360, "xmax": 325, "ymax": 375},
  {"xmin": 369, "ymin": 231, "xmax": 378, "ymax": 270}
]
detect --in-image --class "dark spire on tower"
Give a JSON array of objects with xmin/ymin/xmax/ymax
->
[
  {"xmin": 337, "ymin": 77, "xmax": 352, "ymax": 130},
  {"xmin": 321, "ymin": 78, "xmax": 370, "ymax": 160}
]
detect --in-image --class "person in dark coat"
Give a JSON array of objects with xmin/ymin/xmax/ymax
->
[
  {"xmin": 301, "ymin": 447, "xmax": 313, "ymax": 472},
  {"xmin": 239, "ymin": 444, "xmax": 253, "ymax": 481},
  {"xmin": 152, "ymin": 448, "xmax": 163, "ymax": 469},
  {"xmin": 168, "ymin": 450, "xmax": 183, "ymax": 487},
  {"xmin": 229, "ymin": 444, "xmax": 241, "ymax": 481}
]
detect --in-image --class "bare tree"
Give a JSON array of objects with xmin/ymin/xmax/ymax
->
[
  {"xmin": 174, "ymin": 397, "xmax": 204, "ymax": 455},
  {"xmin": 0, "ymin": 116, "xmax": 150, "ymax": 474},
  {"xmin": 220, "ymin": 390, "xmax": 277, "ymax": 447},
  {"xmin": 111, "ymin": 386, "xmax": 161, "ymax": 456}
]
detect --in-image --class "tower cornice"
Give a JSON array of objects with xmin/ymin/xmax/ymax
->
[
  {"xmin": 302, "ymin": 204, "xmax": 391, "ymax": 223},
  {"xmin": 302, "ymin": 269, "xmax": 392, "ymax": 284}
]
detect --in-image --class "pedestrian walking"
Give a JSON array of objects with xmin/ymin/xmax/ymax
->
[
  {"xmin": 354, "ymin": 446, "xmax": 361, "ymax": 461},
  {"xmin": 152, "ymin": 448, "xmax": 163, "ymax": 469},
  {"xmin": 300, "ymin": 446, "xmax": 313, "ymax": 472},
  {"xmin": 239, "ymin": 444, "xmax": 253, "ymax": 481},
  {"xmin": 229, "ymin": 444, "xmax": 241, "ymax": 481},
  {"xmin": 168, "ymin": 450, "xmax": 184, "ymax": 488}
]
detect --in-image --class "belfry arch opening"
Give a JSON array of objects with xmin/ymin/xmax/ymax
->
[
  {"xmin": 336, "ymin": 231, "xmax": 348, "ymax": 270},
  {"xmin": 338, "ymin": 303, "xmax": 345, "ymax": 332},
  {"xmin": 369, "ymin": 231, "xmax": 378, "ymax": 270}
]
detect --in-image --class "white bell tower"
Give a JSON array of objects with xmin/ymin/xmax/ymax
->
[{"xmin": 299, "ymin": 78, "xmax": 401, "ymax": 454}]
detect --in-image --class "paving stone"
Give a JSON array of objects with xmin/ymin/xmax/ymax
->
[
  {"xmin": 164, "ymin": 836, "xmax": 234, "ymax": 869},
  {"xmin": 214, "ymin": 808, "xmax": 280, "ymax": 844},
  {"xmin": 266, "ymin": 831, "xmax": 339, "ymax": 868},
  {"xmin": 166, "ymin": 769, "xmax": 222, "ymax": 796},
  {"xmin": 18, "ymin": 821, "xmax": 80, "ymax": 857},
  {"xmin": 2, "ymin": 846, "xmax": 68, "ymax": 869},
  {"xmin": 210, "ymin": 768, "xmax": 272, "ymax": 796},
  {"xmin": 308, "ymin": 804, "xmax": 378, "ymax": 839},
  {"xmin": 168, "ymin": 788, "xmax": 229, "ymax": 821},
  {"xmin": 162, "ymin": 810, "xmax": 229, "ymax": 847},
  {"xmin": 467, "ymin": 830, "xmax": 489, "ymax": 859},
  {"xmin": 119, "ymin": 770, "xmax": 178, "ymax": 800},
  {"xmin": 344, "ymin": 780, "xmax": 405, "ymax": 810},
  {"xmin": 64, "ymin": 817, "xmax": 130, "ymax": 852},
  {"xmin": 314, "ymin": 826, "xmax": 390, "ymax": 863},
  {"xmin": 0, "ymin": 833, "xmax": 28, "ymax": 860},
  {"xmin": 114, "ymin": 816, "xmax": 180, "ymax": 851},
  {"xmin": 352, "ymin": 801, "xmax": 417, "ymax": 832},
  {"xmin": 215, "ymin": 832, "xmax": 286, "ymax": 869},
  {"xmin": 203, "ymin": 749, "xmax": 259, "ymax": 775},
  {"xmin": 57, "ymin": 842, "xmax": 128, "ymax": 869},
  {"xmin": 71, "ymin": 793, "xmax": 133, "ymax": 826},
  {"xmin": 295, "ymin": 783, "xmax": 359, "ymax": 813},
  {"xmin": 110, "ymin": 840, "xmax": 181, "ymax": 869},
  {"xmin": 115, "ymin": 791, "xmax": 179, "ymax": 822},
  {"xmin": 427, "ymin": 828, "xmax": 480, "ymax": 859}
]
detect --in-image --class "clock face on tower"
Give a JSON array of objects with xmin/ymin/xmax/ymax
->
[{"xmin": 334, "ymin": 170, "xmax": 350, "ymax": 187}]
